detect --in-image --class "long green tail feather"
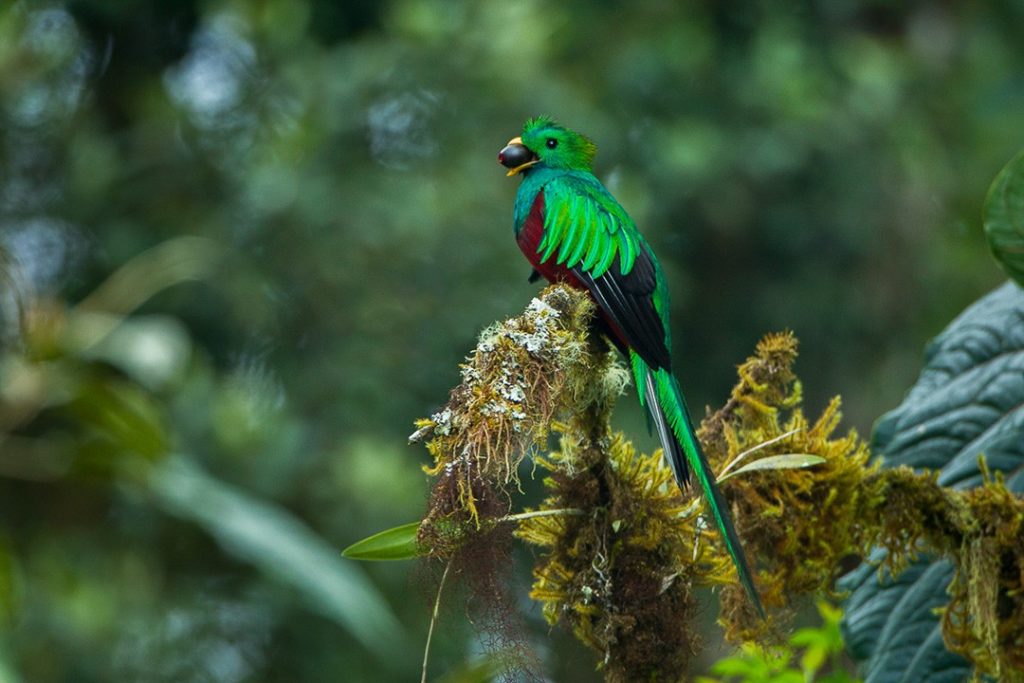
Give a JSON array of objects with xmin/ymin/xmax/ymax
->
[{"xmin": 642, "ymin": 358, "xmax": 765, "ymax": 618}]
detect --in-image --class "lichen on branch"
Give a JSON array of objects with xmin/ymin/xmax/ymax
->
[{"xmin": 412, "ymin": 285, "xmax": 625, "ymax": 538}]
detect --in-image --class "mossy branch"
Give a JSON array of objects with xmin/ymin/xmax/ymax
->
[{"xmin": 412, "ymin": 284, "xmax": 1024, "ymax": 682}]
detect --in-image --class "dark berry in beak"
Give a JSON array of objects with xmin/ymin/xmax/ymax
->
[{"xmin": 498, "ymin": 142, "xmax": 536, "ymax": 169}]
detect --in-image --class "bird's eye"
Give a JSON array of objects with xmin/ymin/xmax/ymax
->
[{"xmin": 546, "ymin": 138, "xmax": 558, "ymax": 149}]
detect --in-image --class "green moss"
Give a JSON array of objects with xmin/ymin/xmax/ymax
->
[
  {"xmin": 412, "ymin": 286, "xmax": 1024, "ymax": 680},
  {"xmin": 517, "ymin": 426, "xmax": 700, "ymax": 680}
]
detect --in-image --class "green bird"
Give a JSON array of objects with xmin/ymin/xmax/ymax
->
[{"xmin": 498, "ymin": 116, "xmax": 764, "ymax": 617}]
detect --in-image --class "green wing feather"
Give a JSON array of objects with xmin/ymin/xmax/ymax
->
[{"xmin": 540, "ymin": 175, "xmax": 640, "ymax": 277}]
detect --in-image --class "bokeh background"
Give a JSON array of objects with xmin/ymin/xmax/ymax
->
[{"xmin": 0, "ymin": 0, "xmax": 1021, "ymax": 680}]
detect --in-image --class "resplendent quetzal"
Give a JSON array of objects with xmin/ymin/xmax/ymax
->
[{"xmin": 498, "ymin": 116, "xmax": 763, "ymax": 617}]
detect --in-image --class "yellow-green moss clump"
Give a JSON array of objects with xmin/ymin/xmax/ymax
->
[
  {"xmin": 860, "ymin": 463, "xmax": 1024, "ymax": 680},
  {"xmin": 411, "ymin": 285, "xmax": 1024, "ymax": 681},
  {"xmin": 697, "ymin": 332, "xmax": 877, "ymax": 640},
  {"xmin": 515, "ymin": 329, "xmax": 879, "ymax": 675},
  {"xmin": 516, "ymin": 425, "xmax": 708, "ymax": 681},
  {"xmin": 943, "ymin": 468, "xmax": 1024, "ymax": 679}
]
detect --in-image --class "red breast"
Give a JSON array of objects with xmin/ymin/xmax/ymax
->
[{"xmin": 516, "ymin": 193, "xmax": 586, "ymax": 289}]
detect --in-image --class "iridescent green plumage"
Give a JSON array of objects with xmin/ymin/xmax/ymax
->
[
  {"xmin": 501, "ymin": 117, "xmax": 764, "ymax": 617},
  {"xmin": 538, "ymin": 176, "xmax": 641, "ymax": 276}
]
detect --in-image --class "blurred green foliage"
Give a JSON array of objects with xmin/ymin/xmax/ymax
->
[
  {"xmin": 698, "ymin": 603, "xmax": 859, "ymax": 683},
  {"xmin": 0, "ymin": 0, "xmax": 1022, "ymax": 680}
]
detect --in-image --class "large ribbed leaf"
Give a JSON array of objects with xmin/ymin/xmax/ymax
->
[{"xmin": 839, "ymin": 281, "xmax": 1024, "ymax": 682}]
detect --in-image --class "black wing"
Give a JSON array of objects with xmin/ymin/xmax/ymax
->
[{"xmin": 572, "ymin": 247, "xmax": 671, "ymax": 371}]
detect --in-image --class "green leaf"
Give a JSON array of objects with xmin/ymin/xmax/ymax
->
[
  {"xmin": 799, "ymin": 644, "xmax": 827, "ymax": 677},
  {"xmin": 342, "ymin": 521, "xmax": 422, "ymax": 561},
  {"xmin": 766, "ymin": 673, "xmax": 803, "ymax": 683},
  {"xmin": 840, "ymin": 282, "xmax": 1024, "ymax": 682},
  {"xmin": 710, "ymin": 655, "xmax": 768, "ymax": 678},
  {"xmin": 147, "ymin": 457, "xmax": 407, "ymax": 661},
  {"xmin": 984, "ymin": 149, "xmax": 1024, "ymax": 286},
  {"xmin": 710, "ymin": 644, "xmax": 790, "ymax": 678},
  {"xmin": 71, "ymin": 377, "xmax": 169, "ymax": 461},
  {"xmin": 718, "ymin": 454, "xmax": 825, "ymax": 483},
  {"xmin": 789, "ymin": 627, "xmax": 829, "ymax": 649}
]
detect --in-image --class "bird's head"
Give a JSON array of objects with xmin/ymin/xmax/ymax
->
[{"xmin": 498, "ymin": 116, "xmax": 597, "ymax": 176}]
